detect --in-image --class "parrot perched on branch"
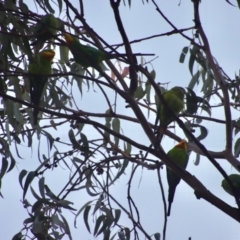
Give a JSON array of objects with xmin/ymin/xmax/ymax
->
[
  {"xmin": 28, "ymin": 49, "xmax": 55, "ymax": 125},
  {"xmin": 166, "ymin": 140, "xmax": 188, "ymax": 216},
  {"xmin": 156, "ymin": 86, "xmax": 186, "ymax": 144},
  {"xmin": 32, "ymin": 14, "xmax": 63, "ymax": 51},
  {"xmin": 63, "ymin": 32, "xmax": 151, "ymax": 69},
  {"xmin": 222, "ymin": 174, "xmax": 240, "ymax": 198}
]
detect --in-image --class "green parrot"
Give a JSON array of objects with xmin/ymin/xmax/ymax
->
[
  {"xmin": 32, "ymin": 14, "xmax": 63, "ymax": 51},
  {"xmin": 63, "ymin": 32, "xmax": 144, "ymax": 69},
  {"xmin": 28, "ymin": 49, "xmax": 55, "ymax": 125},
  {"xmin": 222, "ymin": 174, "xmax": 240, "ymax": 198},
  {"xmin": 156, "ymin": 86, "xmax": 186, "ymax": 143},
  {"xmin": 166, "ymin": 139, "xmax": 188, "ymax": 216}
]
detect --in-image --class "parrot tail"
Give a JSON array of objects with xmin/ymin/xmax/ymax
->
[
  {"xmin": 31, "ymin": 95, "xmax": 41, "ymax": 125},
  {"xmin": 33, "ymin": 108, "xmax": 39, "ymax": 125},
  {"xmin": 154, "ymin": 126, "xmax": 165, "ymax": 147},
  {"xmin": 167, "ymin": 203, "xmax": 172, "ymax": 217},
  {"xmin": 167, "ymin": 187, "xmax": 176, "ymax": 216},
  {"xmin": 107, "ymin": 53, "xmax": 154, "ymax": 60}
]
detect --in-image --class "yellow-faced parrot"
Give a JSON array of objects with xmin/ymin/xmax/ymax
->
[
  {"xmin": 63, "ymin": 32, "xmax": 147, "ymax": 70},
  {"xmin": 28, "ymin": 49, "xmax": 55, "ymax": 125},
  {"xmin": 166, "ymin": 139, "xmax": 188, "ymax": 216},
  {"xmin": 32, "ymin": 14, "xmax": 63, "ymax": 51},
  {"xmin": 156, "ymin": 86, "xmax": 185, "ymax": 143}
]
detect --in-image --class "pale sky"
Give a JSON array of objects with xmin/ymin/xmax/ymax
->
[{"xmin": 1, "ymin": 0, "xmax": 240, "ymax": 240}]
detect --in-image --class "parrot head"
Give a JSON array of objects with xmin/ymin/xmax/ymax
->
[
  {"xmin": 63, "ymin": 32, "xmax": 75, "ymax": 45},
  {"xmin": 171, "ymin": 87, "xmax": 186, "ymax": 99},
  {"xmin": 175, "ymin": 139, "xmax": 187, "ymax": 150},
  {"xmin": 221, "ymin": 174, "xmax": 240, "ymax": 196},
  {"xmin": 56, "ymin": 18, "xmax": 65, "ymax": 32},
  {"xmin": 221, "ymin": 179, "xmax": 227, "ymax": 189},
  {"xmin": 39, "ymin": 49, "xmax": 55, "ymax": 62}
]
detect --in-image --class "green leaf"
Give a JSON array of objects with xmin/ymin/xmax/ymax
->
[
  {"xmin": 11, "ymin": 232, "xmax": 24, "ymax": 240},
  {"xmin": 104, "ymin": 122, "xmax": 111, "ymax": 147},
  {"xmin": 93, "ymin": 196, "xmax": 104, "ymax": 215},
  {"xmin": 103, "ymin": 229, "xmax": 111, "ymax": 240},
  {"xmin": 57, "ymin": 200, "xmax": 75, "ymax": 210},
  {"xmin": 188, "ymin": 70, "xmax": 201, "ymax": 89},
  {"xmin": 49, "ymin": 86, "xmax": 68, "ymax": 110},
  {"xmin": 19, "ymin": 169, "xmax": 27, "ymax": 189},
  {"xmin": 5, "ymin": 120, "xmax": 11, "ymax": 145},
  {"xmin": 19, "ymin": 1, "xmax": 29, "ymax": 13},
  {"xmin": 80, "ymin": 133, "xmax": 90, "ymax": 159},
  {"xmin": 59, "ymin": 213, "xmax": 72, "ymax": 237},
  {"xmin": 112, "ymin": 118, "xmax": 120, "ymax": 146},
  {"xmin": 45, "ymin": 185, "xmax": 58, "ymax": 200},
  {"xmin": 201, "ymin": 104, "xmax": 211, "ymax": 117},
  {"xmin": 5, "ymin": 99, "xmax": 14, "ymax": 125},
  {"xmin": 44, "ymin": 0, "xmax": 55, "ymax": 13},
  {"xmin": 74, "ymin": 200, "xmax": 93, "ymax": 228},
  {"xmin": 8, "ymin": 155, "xmax": 16, "ymax": 173},
  {"xmin": 71, "ymin": 63, "xmax": 85, "ymax": 96},
  {"xmin": 59, "ymin": 45, "xmax": 69, "ymax": 64},
  {"xmin": 134, "ymin": 85, "xmax": 145, "ymax": 100},
  {"xmin": 237, "ymin": 0, "xmax": 240, "ymax": 8},
  {"xmin": 145, "ymin": 78, "xmax": 151, "ymax": 103},
  {"xmin": 94, "ymin": 215, "xmax": 105, "ymax": 236},
  {"xmin": 189, "ymin": 46, "xmax": 197, "ymax": 76},
  {"xmin": 42, "ymin": 130, "xmax": 54, "ymax": 151},
  {"xmin": 13, "ymin": 134, "xmax": 21, "ymax": 144},
  {"xmin": 68, "ymin": 129, "xmax": 81, "ymax": 149},
  {"xmin": 83, "ymin": 205, "xmax": 91, "ymax": 233},
  {"xmin": 85, "ymin": 179, "xmax": 99, "ymax": 197},
  {"xmin": 124, "ymin": 142, "xmax": 131, "ymax": 154},
  {"xmin": 186, "ymin": 88, "xmax": 199, "ymax": 114},
  {"xmin": 150, "ymin": 69, "xmax": 156, "ymax": 80},
  {"xmin": 23, "ymin": 171, "xmax": 36, "ymax": 199},
  {"xmin": 192, "ymin": 123, "xmax": 208, "ymax": 141},
  {"xmin": 32, "ymin": 199, "xmax": 47, "ymax": 213},
  {"xmin": 97, "ymin": 211, "xmax": 114, "ymax": 236},
  {"xmin": 0, "ymin": 157, "xmax": 8, "ymax": 179},
  {"xmin": 118, "ymin": 231, "xmax": 126, "ymax": 240},
  {"xmin": 114, "ymin": 209, "xmax": 121, "ymax": 225},
  {"xmin": 154, "ymin": 233, "xmax": 161, "ymax": 240},
  {"xmin": 38, "ymin": 177, "xmax": 45, "ymax": 199},
  {"xmin": 105, "ymin": 109, "xmax": 112, "ymax": 123},
  {"xmin": 57, "ymin": 0, "xmax": 63, "ymax": 12},
  {"xmin": 225, "ymin": 0, "xmax": 235, "ymax": 6},
  {"xmin": 109, "ymin": 159, "xmax": 129, "ymax": 185},
  {"xmin": 234, "ymin": 138, "xmax": 240, "ymax": 157},
  {"xmin": 194, "ymin": 153, "xmax": 200, "ymax": 166},
  {"xmin": 234, "ymin": 119, "xmax": 240, "ymax": 136},
  {"xmin": 0, "ymin": 137, "xmax": 10, "ymax": 153},
  {"xmin": 179, "ymin": 46, "xmax": 188, "ymax": 63},
  {"xmin": 13, "ymin": 102, "xmax": 24, "ymax": 123},
  {"xmin": 125, "ymin": 228, "xmax": 130, "ymax": 240},
  {"xmin": 26, "ymin": 126, "xmax": 32, "ymax": 147},
  {"xmin": 30, "ymin": 186, "xmax": 41, "ymax": 200}
]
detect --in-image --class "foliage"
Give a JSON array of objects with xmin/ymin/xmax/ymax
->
[{"xmin": 0, "ymin": 0, "xmax": 240, "ymax": 240}]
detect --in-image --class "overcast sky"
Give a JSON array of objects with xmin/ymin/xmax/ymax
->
[{"xmin": 1, "ymin": 0, "xmax": 240, "ymax": 240}]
